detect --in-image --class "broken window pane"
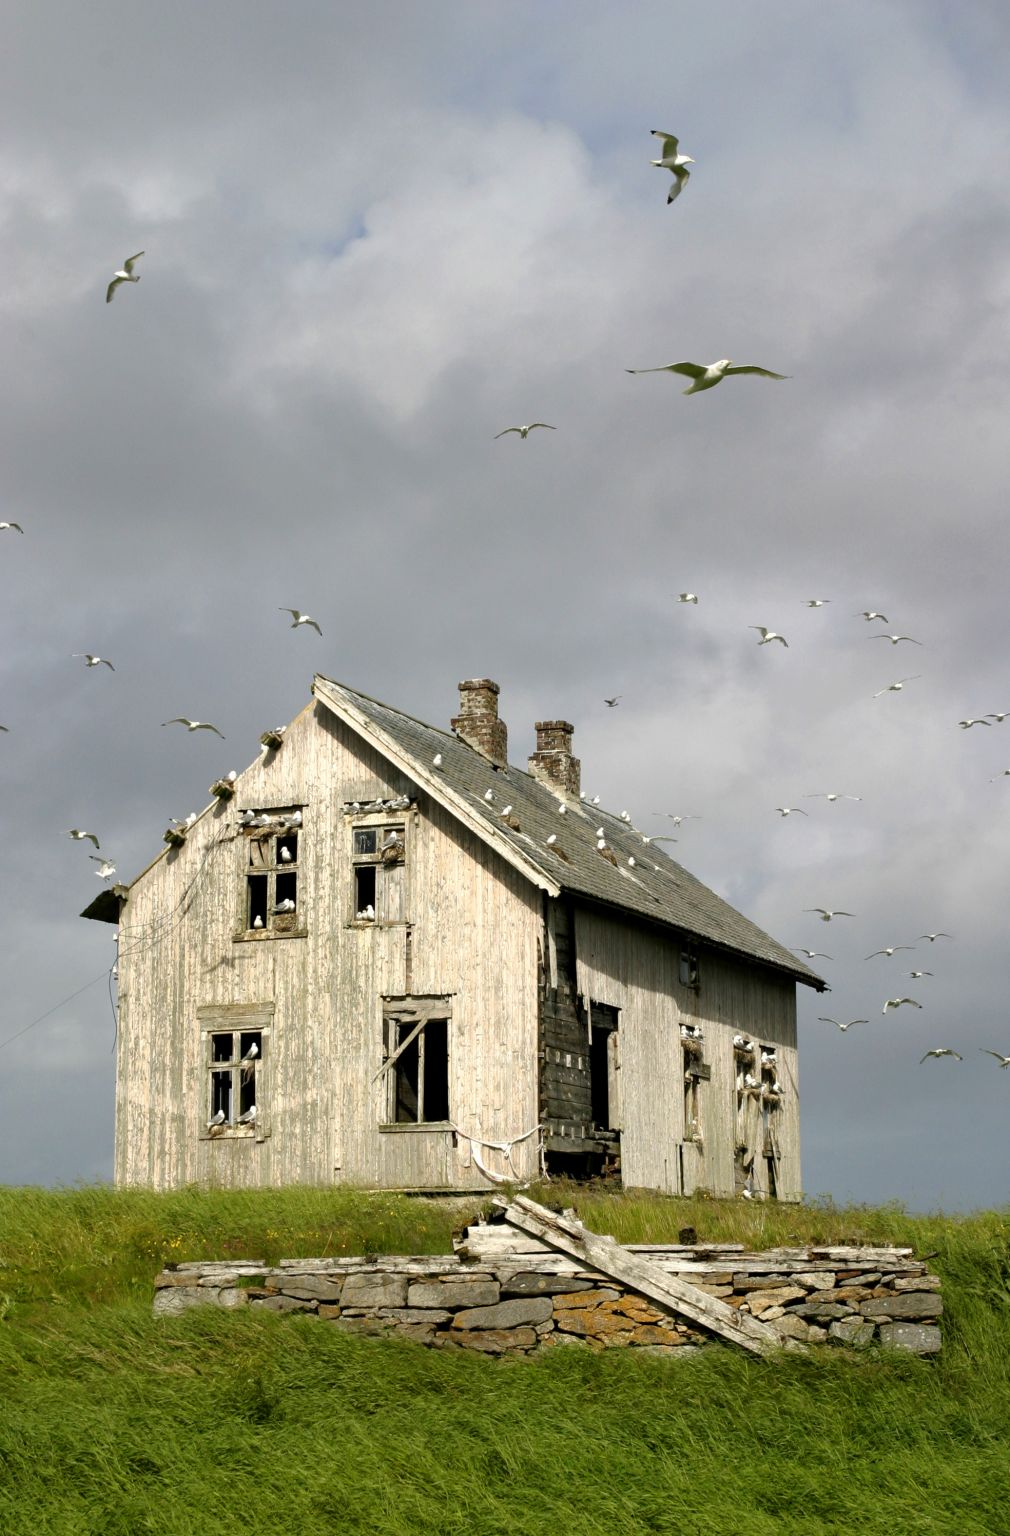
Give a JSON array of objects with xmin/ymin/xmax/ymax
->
[
  {"xmin": 422, "ymin": 1018, "xmax": 449, "ymax": 1121},
  {"xmin": 353, "ymin": 828, "xmax": 377, "ymax": 856}
]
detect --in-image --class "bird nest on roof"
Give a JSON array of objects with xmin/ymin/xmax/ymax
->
[
  {"xmin": 260, "ymin": 728, "xmax": 286, "ymax": 750},
  {"xmin": 210, "ymin": 778, "xmax": 236, "ymax": 801},
  {"xmin": 163, "ymin": 825, "xmax": 188, "ymax": 847}
]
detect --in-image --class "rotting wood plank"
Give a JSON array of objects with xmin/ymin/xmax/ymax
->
[{"xmin": 495, "ymin": 1196, "xmax": 797, "ymax": 1356}]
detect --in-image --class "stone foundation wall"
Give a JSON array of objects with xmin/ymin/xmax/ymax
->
[{"xmin": 153, "ymin": 1238, "xmax": 943, "ymax": 1356}]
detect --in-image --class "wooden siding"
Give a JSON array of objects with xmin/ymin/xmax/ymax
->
[
  {"xmin": 573, "ymin": 907, "xmax": 800, "ymax": 1199},
  {"xmin": 116, "ymin": 700, "xmax": 541, "ymax": 1191}
]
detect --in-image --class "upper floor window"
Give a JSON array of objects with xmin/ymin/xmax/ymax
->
[
  {"xmin": 197, "ymin": 1001, "xmax": 274, "ymax": 1139},
  {"xmin": 241, "ymin": 809, "xmax": 304, "ymax": 936},
  {"xmin": 679, "ymin": 949, "xmax": 700, "ymax": 989},
  {"xmin": 351, "ymin": 821, "xmax": 406, "ymax": 923}
]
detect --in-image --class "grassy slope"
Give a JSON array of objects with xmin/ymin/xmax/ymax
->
[{"xmin": 2, "ymin": 1184, "xmax": 1009, "ymax": 1536}]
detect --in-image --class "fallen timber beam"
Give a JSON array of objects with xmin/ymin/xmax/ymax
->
[{"xmin": 494, "ymin": 1195, "xmax": 798, "ymax": 1357}]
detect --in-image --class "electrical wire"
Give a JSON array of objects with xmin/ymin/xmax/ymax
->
[{"xmin": 0, "ymin": 967, "xmax": 113, "ymax": 1054}]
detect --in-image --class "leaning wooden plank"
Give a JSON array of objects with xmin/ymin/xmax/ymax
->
[{"xmin": 497, "ymin": 1196, "xmax": 795, "ymax": 1356}]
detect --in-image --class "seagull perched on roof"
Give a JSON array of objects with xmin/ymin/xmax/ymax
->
[
  {"xmin": 0, "ymin": 521, "xmax": 24, "ymax": 533},
  {"xmin": 805, "ymin": 908, "xmax": 853, "ymax": 922},
  {"xmin": 162, "ymin": 718, "xmax": 225, "ymax": 736},
  {"xmin": 873, "ymin": 677, "xmax": 920, "ymax": 698},
  {"xmin": 72, "ymin": 654, "xmax": 115, "ymax": 670},
  {"xmin": 920, "ymin": 1048, "xmax": 962, "ymax": 1064},
  {"xmin": 866, "ymin": 946, "xmax": 915, "ymax": 959},
  {"xmin": 65, "ymin": 829, "xmax": 100, "ymax": 848},
  {"xmin": 883, "ymin": 997, "xmax": 922, "ymax": 1013},
  {"xmin": 279, "ymin": 608, "xmax": 322, "ymax": 635},
  {"xmin": 649, "ymin": 130, "xmax": 694, "ymax": 203},
  {"xmin": 981, "ymin": 1050, "xmax": 1010, "ymax": 1069},
  {"xmin": 751, "ymin": 627, "xmax": 788, "ymax": 646},
  {"xmin": 627, "ymin": 359, "xmax": 788, "ymax": 394},
  {"xmin": 870, "ymin": 634, "xmax": 922, "ymax": 646},
  {"xmin": 432, "ymin": 753, "xmax": 442, "ymax": 767},
  {"xmin": 106, "ymin": 251, "xmax": 144, "ymax": 303},
  {"xmin": 494, "ymin": 423, "xmax": 555, "ymax": 439}
]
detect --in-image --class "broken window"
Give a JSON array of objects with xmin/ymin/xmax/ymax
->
[
  {"xmin": 241, "ymin": 811, "xmax": 303, "ymax": 935},
  {"xmin": 682, "ymin": 1042, "xmax": 706, "ymax": 1143},
  {"xmin": 760, "ymin": 1044, "xmax": 782, "ymax": 1198},
  {"xmin": 351, "ymin": 821, "xmax": 406, "ymax": 923},
  {"xmin": 379, "ymin": 999, "xmax": 451, "ymax": 1125},
  {"xmin": 733, "ymin": 1035, "xmax": 759, "ymax": 1194},
  {"xmin": 679, "ymin": 949, "xmax": 700, "ymax": 988},
  {"xmin": 207, "ymin": 1029, "xmax": 262, "ymax": 1133}
]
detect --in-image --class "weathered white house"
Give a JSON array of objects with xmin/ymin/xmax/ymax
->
[{"xmin": 84, "ymin": 676, "xmax": 824, "ymax": 1196}]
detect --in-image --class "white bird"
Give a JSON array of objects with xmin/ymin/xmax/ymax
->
[
  {"xmin": 546, "ymin": 833, "xmax": 558, "ymax": 845},
  {"xmin": 279, "ymin": 846, "xmax": 293, "ymax": 862},
  {"xmin": 803, "ymin": 793, "xmax": 862, "ymax": 804},
  {"xmin": 918, "ymin": 933, "xmax": 952, "ymax": 943},
  {"xmin": 981, "ymin": 1050, "xmax": 1010, "ymax": 1069},
  {"xmin": 642, "ymin": 834, "xmax": 678, "ymax": 844},
  {"xmin": 908, "ymin": 971, "xmax": 934, "ymax": 979},
  {"xmin": 678, "ymin": 593, "xmax": 699, "ymax": 604},
  {"xmin": 857, "ymin": 611, "xmax": 889, "ymax": 623},
  {"xmin": 865, "ymin": 946, "xmax": 915, "ymax": 960},
  {"xmin": 775, "ymin": 807, "xmax": 807, "ymax": 817},
  {"xmin": 89, "ymin": 857, "xmax": 117, "ymax": 880},
  {"xmin": 805, "ymin": 908, "xmax": 854, "ymax": 922},
  {"xmin": 792, "ymin": 948, "xmax": 832, "ymax": 959},
  {"xmin": 288, "ymin": 810, "xmax": 302, "ymax": 826},
  {"xmin": 652, "ymin": 814, "xmax": 699, "ymax": 826},
  {"xmin": 240, "ymin": 1041, "xmax": 260, "ymax": 1082},
  {"xmin": 870, "ymin": 634, "xmax": 922, "ymax": 646},
  {"xmin": 273, "ymin": 898, "xmax": 295, "ymax": 914},
  {"xmin": 207, "ymin": 1108, "xmax": 226, "ymax": 1129},
  {"xmin": 958, "ymin": 718, "xmax": 991, "ymax": 729},
  {"xmin": 920, "ymin": 1048, "xmax": 962, "ymax": 1064},
  {"xmin": 494, "ymin": 423, "xmax": 555, "ymax": 439},
  {"xmin": 106, "ymin": 251, "xmax": 144, "ymax": 303},
  {"xmin": 162, "ymin": 718, "xmax": 225, "ymax": 737},
  {"xmin": 627, "ymin": 359, "xmax": 788, "ymax": 394},
  {"xmin": 65, "ymin": 829, "xmax": 100, "ymax": 848},
  {"xmin": 819, "ymin": 1018, "xmax": 869, "ymax": 1032},
  {"xmin": 483, "ymin": 789, "xmax": 494, "ymax": 802},
  {"xmin": 603, "ymin": 696, "xmax": 621, "ymax": 708},
  {"xmin": 279, "ymin": 608, "xmax": 322, "ymax": 635},
  {"xmin": 237, "ymin": 1104, "xmax": 258, "ymax": 1124},
  {"xmin": 990, "ymin": 769, "xmax": 1010, "ymax": 782},
  {"xmin": 72, "ymin": 654, "xmax": 115, "ymax": 670},
  {"xmin": 883, "ymin": 998, "xmax": 922, "ymax": 1013},
  {"xmin": 628, "ymin": 856, "xmax": 637, "ymax": 867},
  {"xmin": 802, "ymin": 599, "xmax": 830, "ymax": 608},
  {"xmin": 432, "ymin": 753, "xmax": 443, "ymax": 767},
  {"xmin": 750, "ymin": 627, "xmax": 788, "ymax": 646},
  {"xmin": 252, "ymin": 915, "xmax": 264, "ymax": 929},
  {"xmin": 873, "ymin": 677, "xmax": 920, "ymax": 698},
  {"xmin": 649, "ymin": 130, "xmax": 694, "ymax": 203},
  {"xmin": 986, "ymin": 712, "xmax": 1009, "ymax": 723},
  {"xmin": 557, "ymin": 803, "xmax": 567, "ymax": 815},
  {"xmin": 0, "ymin": 521, "xmax": 24, "ymax": 534},
  {"xmin": 619, "ymin": 811, "xmax": 631, "ymax": 822}
]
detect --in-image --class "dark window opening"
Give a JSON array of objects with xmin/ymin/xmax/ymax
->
[
  {"xmin": 211, "ymin": 1069, "xmax": 232, "ymax": 1122},
  {"xmin": 389, "ymin": 1016, "xmax": 449, "ymax": 1124},
  {"xmin": 275, "ymin": 871, "xmax": 297, "ymax": 908},
  {"xmin": 394, "ymin": 1032, "xmax": 419, "ymax": 1122},
  {"xmin": 355, "ymin": 864, "xmax": 376, "ymax": 916},
  {"xmin": 247, "ymin": 875, "xmax": 268, "ymax": 928},
  {"xmin": 277, "ymin": 833, "xmax": 298, "ymax": 864},
  {"xmin": 590, "ymin": 1027, "xmax": 611, "ymax": 1128},
  {"xmin": 422, "ymin": 1017, "xmax": 449, "ymax": 1121},
  {"xmin": 679, "ymin": 950, "xmax": 700, "ymax": 988},
  {"xmin": 243, "ymin": 816, "xmax": 302, "ymax": 933}
]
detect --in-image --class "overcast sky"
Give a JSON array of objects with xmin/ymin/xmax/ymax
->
[{"xmin": 2, "ymin": 0, "xmax": 1009, "ymax": 1209}]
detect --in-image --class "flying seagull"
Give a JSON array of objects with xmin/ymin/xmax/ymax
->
[
  {"xmin": 882, "ymin": 997, "xmax": 922, "ymax": 1013},
  {"xmin": 873, "ymin": 677, "xmax": 920, "ymax": 697},
  {"xmin": 870, "ymin": 634, "xmax": 922, "ymax": 646},
  {"xmin": 106, "ymin": 251, "xmax": 144, "ymax": 303},
  {"xmin": 990, "ymin": 770, "xmax": 1010, "ymax": 782},
  {"xmin": 775, "ymin": 807, "xmax": 808, "ymax": 817},
  {"xmin": 803, "ymin": 793, "xmax": 862, "ymax": 804},
  {"xmin": 918, "ymin": 933, "xmax": 952, "ymax": 943},
  {"xmin": 793, "ymin": 948, "xmax": 832, "ymax": 959},
  {"xmin": 805, "ymin": 908, "xmax": 854, "ymax": 922},
  {"xmin": 986, "ymin": 712, "xmax": 1009, "ymax": 723},
  {"xmin": 865, "ymin": 946, "xmax": 915, "ymax": 959},
  {"xmin": 649, "ymin": 130, "xmax": 694, "ymax": 203},
  {"xmin": 652, "ymin": 814, "xmax": 699, "ymax": 826},
  {"xmin": 751, "ymin": 627, "xmax": 788, "ymax": 646},
  {"xmin": 162, "ymin": 718, "xmax": 225, "ymax": 737},
  {"xmin": 604, "ymin": 696, "xmax": 621, "ymax": 707},
  {"xmin": 72, "ymin": 654, "xmax": 115, "ymax": 670},
  {"xmin": 0, "ymin": 521, "xmax": 24, "ymax": 534},
  {"xmin": 803, "ymin": 599, "xmax": 830, "ymax": 608},
  {"xmin": 908, "ymin": 971, "xmax": 934, "ymax": 979},
  {"xmin": 642, "ymin": 834, "xmax": 679, "ymax": 844},
  {"xmin": 920, "ymin": 1048, "xmax": 962, "ymax": 1064},
  {"xmin": 65, "ymin": 829, "xmax": 100, "ymax": 848},
  {"xmin": 89, "ymin": 857, "xmax": 117, "ymax": 880},
  {"xmin": 627, "ymin": 359, "xmax": 788, "ymax": 394},
  {"xmin": 981, "ymin": 1050, "xmax": 1010, "ymax": 1069},
  {"xmin": 678, "ymin": 593, "xmax": 699, "ymax": 604},
  {"xmin": 494, "ymin": 423, "xmax": 556, "ymax": 439},
  {"xmin": 857, "ymin": 611, "xmax": 889, "ymax": 623},
  {"xmin": 819, "ymin": 1018, "xmax": 869, "ymax": 1031},
  {"xmin": 958, "ymin": 718, "xmax": 991, "ymax": 729},
  {"xmin": 279, "ymin": 608, "xmax": 322, "ymax": 635}
]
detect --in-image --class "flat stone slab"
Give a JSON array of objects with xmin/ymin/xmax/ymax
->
[
  {"xmin": 501, "ymin": 1273, "xmax": 594, "ymax": 1297},
  {"xmin": 153, "ymin": 1286, "xmax": 213, "ymax": 1315},
  {"xmin": 276, "ymin": 1274, "xmax": 345, "ymax": 1302},
  {"xmin": 407, "ymin": 1279, "xmax": 500, "ymax": 1309},
  {"xmin": 445, "ymin": 1327, "xmax": 538, "ymax": 1353},
  {"xmin": 829, "ymin": 1318, "xmax": 874, "ymax": 1348},
  {"xmin": 341, "ymin": 1273, "xmax": 409, "ymax": 1310},
  {"xmin": 452, "ymin": 1297, "xmax": 553, "ymax": 1331},
  {"xmin": 860, "ymin": 1292, "xmax": 942, "ymax": 1320},
  {"xmin": 878, "ymin": 1322, "xmax": 942, "ymax": 1354}
]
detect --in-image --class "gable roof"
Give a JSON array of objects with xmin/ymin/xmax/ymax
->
[{"xmin": 313, "ymin": 676, "xmax": 825, "ymax": 992}]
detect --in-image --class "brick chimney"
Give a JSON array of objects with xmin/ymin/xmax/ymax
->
[
  {"xmin": 528, "ymin": 720, "xmax": 581, "ymax": 799},
  {"xmin": 451, "ymin": 679, "xmax": 508, "ymax": 768}
]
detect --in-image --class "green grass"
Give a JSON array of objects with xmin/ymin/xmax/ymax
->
[{"xmin": 2, "ymin": 1184, "xmax": 1009, "ymax": 1535}]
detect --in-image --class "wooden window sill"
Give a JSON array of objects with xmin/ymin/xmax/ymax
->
[
  {"xmin": 378, "ymin": 1121, "xmax": 453, "ymax": 1134},
  {"xmin": 233, "ymin": 929, "xmax": 308, "ymax": 943}
]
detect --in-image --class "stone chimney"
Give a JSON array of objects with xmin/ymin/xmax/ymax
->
[
  {"xmin": 451, "ymin": 679, "xmax": 508, "ymax": 768},
  {"xmin": 528, "ymin": 720, "xmax": 581, "ymax": 799}
]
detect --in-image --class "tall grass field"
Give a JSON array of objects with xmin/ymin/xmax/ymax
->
[{"xmin": 2, "ymin": 1183, "xmax": 1009, "ymax": 1535}]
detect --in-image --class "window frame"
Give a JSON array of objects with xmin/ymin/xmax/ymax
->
[
  {"xmin": 348, "ymin": 814, "xmax": 409, "ymax": 928},
  {"xmin": 377, "ymin": 996, "xmax": 452, "ymax": 1130},
  {"xmin": 197, "ymin": 1004, "xmax": 273, "ymax": 1141},
  {"xmin": 233, "ymin": 808, "xmax": 307, "ymax": 942}
]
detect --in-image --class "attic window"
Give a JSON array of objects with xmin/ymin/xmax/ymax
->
[
  {"xmin": 243, "ymin": 816, "xmax": 302, "ymax": 935},
  {"xmin": 350, "ymin": 821, "xmax": 406, "ymax": 924},
  {"xmin": 679, "ymin": 949, "xmax": 700, "ymax": 989}
]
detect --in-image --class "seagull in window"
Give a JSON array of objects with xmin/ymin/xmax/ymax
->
[
  {"xmin": 279, "ymin": 608, "xmax": 322, "ymax": 635},
  {"xmin": 72, "ymin": 654, "xmax": 115, "ymax": 670},
  {"xmin": 919, "ymin": 1048, "xmax": 962, "ymax": 1064},
  {"xmin": 819, "ymin": 1018, "xmax": 869, "ymax": 1031},
  {"xmin": 882, "ymin": 997, "xmax": 922, "ymax": 1013},
  {"xmin": 106, "ymin": 251, "xmax": 144, "ymax": 303},
  {"xmin": 650, "ymin": 130, "xmax": 694, "ymax": 203},
  {"xmin": 0, "ymin": 521, "xmax": 24, "ymax": 533},
  {"xmin": 873, "ymin": 677, "xmax": 920, "ymax": 698},
  {"xmin": 89, "ymin": 857, "xmax": 117, "ymax": 880},
  {"xmin": 493, "ymin": 423, "xmax": 556, "ymax": 439},
  {"xmin": 65, "ymin": 829, "xmax": 100, "ymax": 848},
  {"xmin": 627, "ymin": 359, "xmax": 788, "ymax": 393},
  {"xmin": 237, "ymin": 1104, "xmax": 257, "ymax": 1124},
  {"xmin": 273, "ymin": 898, "xmax": 296, "ymax": 914},
  {"xmin": 750, "ymin": 627, "xmax": 788, "ymax": 646},
  {"xmin": 279, "ymin": 845, "xmax": 293, "ymax": 862},
  {"xmin": 207, "ymin": 1108, "xmax": 226, "ymax": 1129},
  {"xmin": 162, "ymin": 718, "xmax": 225, "ymax": 736},
  {"xmin": 805, "ymin": 908, "xmax": 854, "ymax": 922}
]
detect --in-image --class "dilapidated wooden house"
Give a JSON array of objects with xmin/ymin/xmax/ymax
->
[{"xmin": 83, "ymin": 676, "xmax": 824, "ymax": 1196}]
